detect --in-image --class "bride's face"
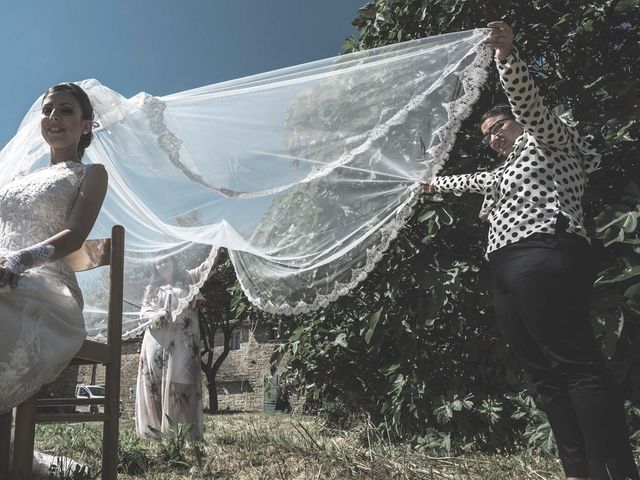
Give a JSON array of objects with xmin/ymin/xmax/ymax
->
[{"xmin": 40, "ymin": 91, "xmax": 91, "ymax": 157}]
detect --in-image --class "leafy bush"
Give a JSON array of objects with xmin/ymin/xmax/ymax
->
[{"xmin": 270, "ymin": 0, "xmax": 640, "ymax": 452}]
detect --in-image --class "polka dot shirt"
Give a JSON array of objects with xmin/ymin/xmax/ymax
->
[{"xmin": 432, "ymin": 47, "xmax": 601, "ymax": 255}]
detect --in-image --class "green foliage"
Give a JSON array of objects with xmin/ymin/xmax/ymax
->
[
  {"xmin": 38, "ymin": 413, "xmax": 568, "ymax": 478},
  {"xmin": 33, "ymin": 424, "xmax": 101, "ymax": 478},
  {"xmin": 46, "ymin": 459, "xmax": 94, "ymax": 480},
  {"xmin": 117, "ymin": 428, "xmax": 153, "ymax": 474},
  {"xmin": 507, "ymin": 390, "xmax": 554, "ymax": 452},
  {"xmin": 268, "ymin": 0, "xmax": 640, "ymax": 452},
  {"xmin": 149, "ymin": 415, "xmax": 195, "ymax": 468},
  {"xmin": 199, "ymin": 249, "xmax": 274, "ymax": 412}
]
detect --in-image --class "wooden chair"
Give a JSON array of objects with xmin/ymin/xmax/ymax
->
[
  {"xmin": 11, "ymin": 225, "xmax": 125, "ymax": 480},
  {"xmin": 0, "ymin": 411, "xmax": 11, "ymax": 479}
]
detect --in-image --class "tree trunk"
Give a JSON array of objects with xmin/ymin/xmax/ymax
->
[
  {"xmin": 205, "ymin": 342, "xmax": 231, "ymax": 412},
  {"xmin": 201, "ymin": 343, "xmax": 232, "ymax": 413},
  {"xmin": 197, "ymin": 271, "xmax": 238, "ymax": 414},
  {"xmin": 204, "ymin": 370, "xmax": 218, "ymax": 413}
]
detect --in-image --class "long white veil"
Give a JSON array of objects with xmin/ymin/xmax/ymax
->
[{"xmin": 0, "ymin": 29, "xmax": 492, "ymax": 339}]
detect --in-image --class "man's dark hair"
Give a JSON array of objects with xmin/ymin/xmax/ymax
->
[{"xmin": 479, "ymin": 103, "xmax": 514, "ymax": 129}]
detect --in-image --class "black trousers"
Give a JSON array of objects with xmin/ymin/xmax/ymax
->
[{"xmin": 489, "ymin": 231, "xmax": 638, "ymax": 480}]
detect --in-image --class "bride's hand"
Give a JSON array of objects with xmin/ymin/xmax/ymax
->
[{"xmin": 0, "ymin": 258, "xmax": 20, "ymax": 288}]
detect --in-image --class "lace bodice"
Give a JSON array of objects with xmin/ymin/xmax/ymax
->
[
  {"xmin": 0, "ymin": 161, "xmax": 87, "ymax": 299},
  {"xmin": 0, "ymin": 161, "xmax": 86, "ymax": 251}
]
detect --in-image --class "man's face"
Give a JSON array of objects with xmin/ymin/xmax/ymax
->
[{"xmin": 480, "ymin": 115, "xmax": 524, "ymax": 157}]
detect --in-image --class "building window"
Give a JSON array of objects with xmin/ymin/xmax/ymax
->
[
  {"xmin": 268, "ymin": 327, "xmax": 281, "ymax": 340},
  {"xmin": 230, "ymin": 330, "xmax": 241, "ymax": 350},
  {"xmin": 268, "ymin": 324, "xmax": 291, "ymax": 341}
]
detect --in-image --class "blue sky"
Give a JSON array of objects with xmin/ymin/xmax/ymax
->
[{"xmin": 0, "ymin": 0, "xmax": 364, "ymax": 148}]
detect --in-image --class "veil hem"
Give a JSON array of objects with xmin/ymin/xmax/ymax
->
[{"xmin": 235, "ymin": 45, "xmax": 494, "ymax": 316}]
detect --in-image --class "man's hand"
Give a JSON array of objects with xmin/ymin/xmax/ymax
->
[
  {"xmin": 484, "ymin": 21, "xmax": 514, "ymax": 61},
  {"xmin": 420, "ymin": 181, "xmax": 435, "ymax": 194}
]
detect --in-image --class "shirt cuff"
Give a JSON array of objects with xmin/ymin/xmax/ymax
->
[
  {"xmin": 431, "ymin": 176, "xmax": 444, "ymax": 192},
  {"xmin": 496, "ymin": 47, "xmax": 519, "ymax": 69}
]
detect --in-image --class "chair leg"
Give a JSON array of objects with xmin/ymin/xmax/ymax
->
[
  {"xmin": 13, "ymin": 396, "xmax": 37, "ymax": 480},
  {"xmin": 102, "ymin": 363, "xmax": 120, "ymax": 480},
  {"xmin": 102, "ymin": 418, "xmax": 119, "ymax": 480},
  {"xmin": 0, "ymin": 411, "xmax": 12, "ymax": 480}
]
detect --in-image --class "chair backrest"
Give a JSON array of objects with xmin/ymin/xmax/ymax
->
[
  {"xmin": 106, "ymin": 225, "xmax": 125, "ymax": 347},
  {"xmin": 63, "ymin": 225, "xmax": 125, "ymax": 346},
  {"xmin": 63, "ymin": 238, "xmax": 112, "ymax": 272}
]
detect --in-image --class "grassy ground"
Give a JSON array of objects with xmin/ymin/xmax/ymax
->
[{"xmin": 35, "ymin": 412, "xmax": 569, "ymax": 479}]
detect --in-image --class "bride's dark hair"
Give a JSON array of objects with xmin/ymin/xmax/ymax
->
[{"xmin": 43, "ymin": 83, "xmax": 96, "ymax": 159}]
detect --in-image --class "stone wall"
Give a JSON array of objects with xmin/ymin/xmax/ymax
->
[
  {"xmin": 74, "ymin": 323, "xmax": 286, "ymax": 418},
  {"xmin": 38, "ymin": 365, "xmax": 79, "ymax": 405},
  {"xmin": 77, "ymin": 339, "xmax": 140, "ymax": 417},
  {"xmin": 205, "ymin": 322, "xmax": 280, "ymax": 412}
]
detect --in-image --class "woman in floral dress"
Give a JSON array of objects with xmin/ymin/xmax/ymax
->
[{"xmin": 135, "ymin": 255, "xmax": 217, "ymax": 441}]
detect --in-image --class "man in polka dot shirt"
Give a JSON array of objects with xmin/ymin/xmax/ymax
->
[{"xmin": 423, "ymin": 21, "xmax": 638, "ymax": 480}]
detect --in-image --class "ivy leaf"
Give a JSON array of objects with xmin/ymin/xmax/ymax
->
[
  {"xmin": 595, "ymin": 265, "xmax": 640, "ymax": 285},
  {"xmin": 385, "ymin": 362, "xmax": 402, "ymax": 374},
  {"xmin": 615, "ymin": 0, "xmax": 640, "ymax": 12},
  {"xmin": 418, "ymin": 209, "xmax": 437, "ymax": 222},
  {"xmin": 622, "ymin": 212, "xmax": 639, "ymax": 233},
  {"xmin": 603, "ymin": 228, "xmax": 626, "ymax": 247},
  {"xmin": 288, "ymin": 325, "xmax": 306, "ymax": 343},
  {"xmin": 595, "ymin": 205, "xmax": 635, "ymax": 233},
  {"xmin": 438, "ymin": 207, "xmax": 454, "ymax": 226},
  {"xmin": 333, "ymin": 332, "xmax": 348, "ymax": 349},
  {"xmin": 364, "ymin": 307, "xmax": 383, "ymax": 344},
  {"xmin": 624, "ymin": 283, "xmax": 640, "ymax": 301}
]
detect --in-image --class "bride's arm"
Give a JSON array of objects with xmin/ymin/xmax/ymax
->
[
  {"xmin": 0, "ymin": 164, "xmax": 108, "ymax": 286},
  {"xmin": 44, "ymin": 164, "xmax": 109, "ymax": 259}
]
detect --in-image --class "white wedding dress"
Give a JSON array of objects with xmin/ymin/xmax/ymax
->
[{"xmin": 0, "ymin": 161, "xmax": 90, "ymax": 476}]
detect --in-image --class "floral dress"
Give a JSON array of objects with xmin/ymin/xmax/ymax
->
[{"xmin": 135, "ymin": 271, "xmax": 204, "ymax": 441}]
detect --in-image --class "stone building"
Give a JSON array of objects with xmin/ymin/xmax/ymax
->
[
  {"xmin": 38, "ymin": 366, "xmax": 80, "ymax": 407},
  {"xmin": 206, "ymin": 321, "xmax": 286, "ymax": 412},
  {"xmin": 65, "ymin": 320, "xmax": 286, "ymax": 418}
]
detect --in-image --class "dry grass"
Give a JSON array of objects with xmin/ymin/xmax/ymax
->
[{"xmin": 35, "ymin": 412, "xmax": 571, "ymax": 479}]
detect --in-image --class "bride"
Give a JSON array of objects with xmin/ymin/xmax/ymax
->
[{"xmin": 0, "ymin": 83, "xmax": 108, "ymax": 477}]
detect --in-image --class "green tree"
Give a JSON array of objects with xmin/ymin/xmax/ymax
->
[
  {"xmin": 270, "ymin": 0, "xmax": 640, "ymax": 451},
  {"xmin": 198, "ymin": 250, "xmax": 240, "ymax": 413},
  {"xmin": 198, "ymin": 249, "xmax": 275, "ymax": 412}
]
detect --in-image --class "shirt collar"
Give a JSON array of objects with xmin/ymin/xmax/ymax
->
[{"xmin": 503, "ymin": 132, "xmax": 528, "ymax": 164}]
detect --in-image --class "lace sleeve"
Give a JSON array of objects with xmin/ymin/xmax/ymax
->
[
  {"xmin": 186, "ymin": 247, "xmax": 220, "ymax": 284},
  {"xmin": 139, "ymin": 285, "xmax": 168, "ymax": 328}
]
